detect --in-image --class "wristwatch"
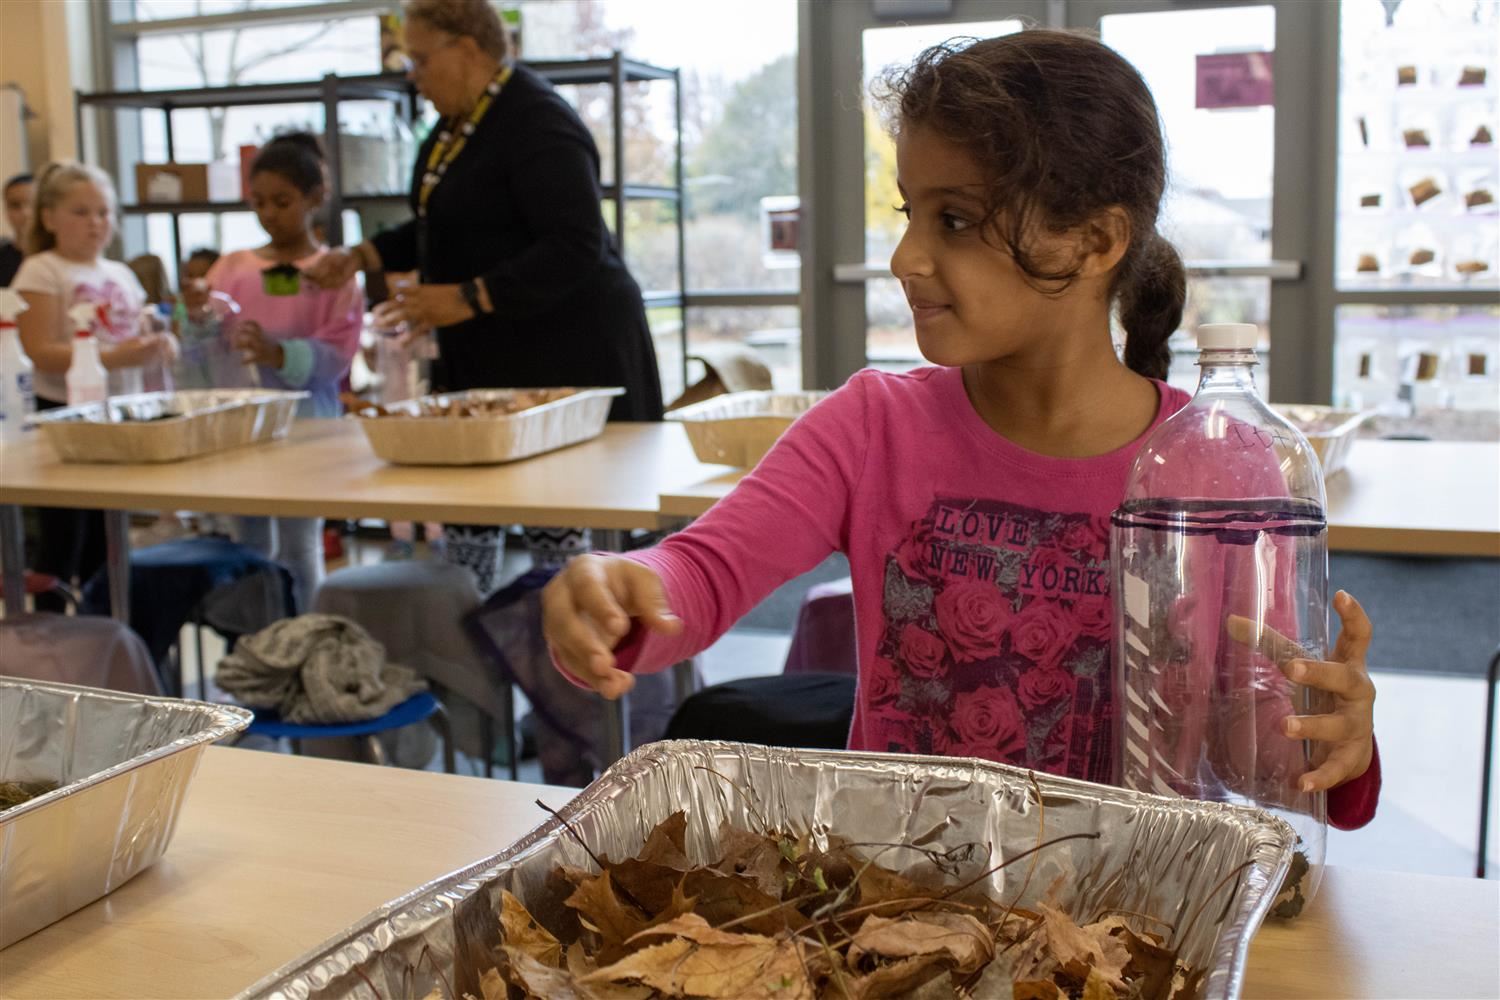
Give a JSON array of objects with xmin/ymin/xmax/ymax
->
[{"xmin": 460, "ymin": 278, "xmax": 486, "ymax": 316}]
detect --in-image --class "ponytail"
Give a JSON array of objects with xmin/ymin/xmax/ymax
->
[{"xmin": 1118, "ymin": 233, "xmax": 1185, "ymax": 381}]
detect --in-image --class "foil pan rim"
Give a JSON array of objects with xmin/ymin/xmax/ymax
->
[
  {"xmin": 25, "ymin": 389, "xmax": 311, "ymax": 426},
  {"xmin": 241, "ymin": 740, "xmax": 1295, "ymax": 1000},
  {"xmin": 352, "ymin": 387, "xmax": 626, "ymax": 423},
  {"xmin": 0, "ymin": 676, "xmax": 253, "ymax": 824}
]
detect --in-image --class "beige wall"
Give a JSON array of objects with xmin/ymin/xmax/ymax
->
[{"xmin": 0, "ymin": 0, "xmax": 96, "ymax": 172}]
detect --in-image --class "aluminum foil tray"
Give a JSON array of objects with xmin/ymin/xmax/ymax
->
[
  {"xmin": 0, "ymin": 677, "xmax": 252, "ymax": 948},
  {"xmin": 355, "ymin": 387, "xmax": 625, "ymax": 466},
  {"xmin": 27, "ymin": 389, "xmax": 307, "ymax": 464},
  {"xmin": 668, "ymin": 390, "xmax": 829, "ymax": 467},
  {"xmin": 1273, "ymin": 405, "xmax": 1373, "ymax": 477},
  {"xmin": 245, "ymin": 740, "xmax": 1295, "ymax": 1000}
]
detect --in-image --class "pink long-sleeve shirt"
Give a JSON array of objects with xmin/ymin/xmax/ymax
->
[
  {"xmin": 206, "ymin": 248, "xmax": 362, "ymax": 417},
  {"xmin": 612, "ymin": 366, "xmax": 1380, "ymax": 829}
]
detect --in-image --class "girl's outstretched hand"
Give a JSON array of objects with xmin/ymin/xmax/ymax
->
[
  {"xmin": 1228, "ymin": 590, "xmax": 1376, "ymax": 793},
  {"xmin": 541, "ymin": 554, "xmax": 683, "ymax": 700}
]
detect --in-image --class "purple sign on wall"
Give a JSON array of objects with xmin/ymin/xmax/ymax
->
[{"xmin": 1196, "ymin": 51, "xmax": 1274, "ymax": 109}]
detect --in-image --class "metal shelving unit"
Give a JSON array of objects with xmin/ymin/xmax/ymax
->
[{"xmin": 77, "ymin": 53, "xmax": 689, "ymax": 385}]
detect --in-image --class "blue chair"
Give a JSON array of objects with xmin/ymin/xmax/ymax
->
[
  {"xmin": 80, "ymin": 537, "xmax": 294, "ymax": 698},
  {"xmin": 244, "ymin": 691, "xmax": 457, "ymax": 773}
]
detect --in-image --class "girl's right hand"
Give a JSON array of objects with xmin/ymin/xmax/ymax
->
[
  {"xmin": 105, "ymin": 333, "xmax": 171, "ymax": 369},
  {"xmin": 541, "ymin": 554, "xmax": 683, "ymax": 700}
]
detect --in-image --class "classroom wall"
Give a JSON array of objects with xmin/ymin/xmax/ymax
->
[{"xmin": 0, "ymin": 0, "xmax": 96, "ymax": 171}]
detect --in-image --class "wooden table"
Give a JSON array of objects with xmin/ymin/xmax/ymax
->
[
  {"xmin": 2, "ymin": 747, "xmax": 1494, "ymax": 999},
  {"xmin": 0, "ymin": 420, "xmax": 727, "ymax": 529},
  {"xmin": 660, "ymin": 440, "xmax": 1500, "ymax": 558},
  {"xmin": 0, "ymin": 421, "xmax": 729, "ymax": 760}
]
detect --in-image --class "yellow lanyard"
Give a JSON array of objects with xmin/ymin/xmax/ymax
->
[{"xmin": 417, "ymin": 62, "xmax": 514, "ymax": 218}]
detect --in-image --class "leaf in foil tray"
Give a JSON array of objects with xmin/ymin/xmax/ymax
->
[
  {"xmin": 477, "ymin": 965, "xmax": 508, "ymax": 1000},
  {"xmin": 1034, "ymin": 903, "xmax": 1130, "ymax": 988},
  {"xmin": 599, "ymin": 857, "xmax": 684, "ymax": 914},
  {"xmin": 841, "ymin": 953, "xmax": 950, "ymax": 999},
  {"xmin": 580, "ymin": 924, "xmax": 817, "ymax": 999},
  {"xmin": 1168, "ymin": 964, "xmax": 1207, "ymax": 1000},
  {"xmin": 1116, "ymin": 924, "xmax": 1178, "ymax": 1000},
  {"xmin": 851, "ymin": 862, "xmax": 944, "ymax": 919},
  {"xmin": 1012, "ymin": 981, "xmax": 1065, "ymax": 1000},
  {"xmin": 715, "ymin": 819, "xmax": 790, "ymax": 896},
  {"xmin": 566, "ymin": 869, "xmax": 651, "ymax": 949},
  {"xmin": 638, "ymin": 810, "xmax": 693, "ymax": 870},
  {"xmin": 848, "ymin": 912, "xmax": 996, "ymax": 974},
  {"xmin": 503, "ymin": 947, "xmax": 588, "ymax": 999},
  {"xmin": 1082, "ymin": 967, "xmax": 1117, "ymax": 1000},
  {"xmin": 500, "ymin": 889, "xmax": 563, "ymax": 967},
  {"xmin": 679, "ymin": 866, "xmax": 806, "ymax": 934}
]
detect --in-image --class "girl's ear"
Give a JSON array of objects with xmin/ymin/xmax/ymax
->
[{"xmin": 1079, "ymin": 206, "xmax": 1131, "ymax": 279}]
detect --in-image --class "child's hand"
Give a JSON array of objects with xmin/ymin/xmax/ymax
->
[
  {"xmin": 1228, "ymin": 591, "xmax": 1376, "ymax": 793},
  {"xmin": 541, "ymin": 554, "xmax": 683, "ymax": 700},
  {"xmin": 233, "ymin": 321, "xmax": 284, "ymax": 369},
  {"xmin": 104, "ymin": 333, "xmax": 171, "ymax": 369}
]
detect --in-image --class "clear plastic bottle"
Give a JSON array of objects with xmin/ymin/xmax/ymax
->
[
  {"xmin": 0, "ymin": 289, "xmax": 36, "ymax": 442},
  {"xmin": 66, "ymin": 329, "xmax": 108, "ymax": 406},
  {"xmin": 1113, "ymin": 323, "xmax": 1330, "ymax": 919}
]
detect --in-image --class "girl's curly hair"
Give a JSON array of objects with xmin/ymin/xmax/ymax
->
[{"xmin": 876, "ymin": 30, "xmax": 1186, "ymax": 379}]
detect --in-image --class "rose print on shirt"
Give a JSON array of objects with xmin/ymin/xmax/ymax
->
[{"xmin": 876, "ymin": 497, "xmax": 1116, "ymax": 782}]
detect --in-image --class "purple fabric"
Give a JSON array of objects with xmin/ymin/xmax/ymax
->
[{"xmin": 782, "ymin": 577, "xmax": 857, "ymax": 677}]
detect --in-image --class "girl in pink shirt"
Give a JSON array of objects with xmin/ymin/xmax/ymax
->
[
  {"xmin": 210, "ymin": 133, "xmax": 362, "ymax": 609},
  {"xmin": 543, "ymin": 32, "xmax": 1380, "ymax": 827}
]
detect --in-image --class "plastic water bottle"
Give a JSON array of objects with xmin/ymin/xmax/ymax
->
[
  {"xmin": 0, "ymin": 289, "xmax": 35, "ymax": 442},
  {"xmin": 66, "ymin": 331, "xmax": 108, "ymax": 407},
  {"xmin": 1112, "ymin": 323, "xmax": 1330, "ymax": 919}
]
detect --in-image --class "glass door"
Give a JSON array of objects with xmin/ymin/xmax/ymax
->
[
  {"xmin": 1067, "ymin": 1, "xmax": 1320, "ymax": 399},
  {"xmin": 799, "ymin": 0, "xmax": 1047, "ymax": 388},
  {"xmin": 803, "ymin": 0, "xmax": 1323, "ymax": 399}
]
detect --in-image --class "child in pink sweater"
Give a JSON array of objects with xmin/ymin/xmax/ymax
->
[
  {"xmin": 542, "ymin": 32, "xmax": 1380, "ymax": 827},
  {"xmin": 209, "ymin": 133, "xmax": 362, "ymax": 609}
]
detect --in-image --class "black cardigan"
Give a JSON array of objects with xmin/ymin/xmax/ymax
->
[{"xmin": 371, "ymin": 65, "xmax": 664, "ymax": 421}]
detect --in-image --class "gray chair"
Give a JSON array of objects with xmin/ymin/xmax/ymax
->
[{"xmin": 312, "ymin": 560, "xmax": 514, "ymax": 776}]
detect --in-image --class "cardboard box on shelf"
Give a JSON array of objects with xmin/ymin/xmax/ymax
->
[{"xmin": 134, "ymin": 162, "xmax": 241, "ymax": 205}]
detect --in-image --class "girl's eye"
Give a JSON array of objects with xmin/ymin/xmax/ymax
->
[
  {"xmin": 893, "ymin": 202, "xmax": 910, "ymax": 219},
  {"xmin": 941, "ymin": 212, "xmax": 973, "ymax": 233}
]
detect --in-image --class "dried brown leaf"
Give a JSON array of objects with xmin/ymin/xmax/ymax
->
[
  {"xmin": 599, "ymin": 857, "xmax": 683, "ymax": 914},
  {"xmin": 842, "ymin": 954, "xmax": 950, "ymax": 1000},
  {"xmin": 1035, "ymin": 904, "xmax": 1130, "ymax": 989},
  {"xmin": 1012, "ymin": 980, "xmax": 1064, "ymax": 1000},
  {"xmin": 499, "ymin": 889, "xmax": 563, "ymax": 968},
  {"xmin": 478, "ymin": 965, "xmax": 507, "ymax": 1000},
  {"xmin": 565, "ymin": 870, "xmax": 651, "ymax": 950},
  {"xmin": 680, "ymin": 867, "xmax": 808, "ymax": 934},
  {"xmin": 638, "ymin": 810, "xmax": 693, "ymax": 871},
  {"xmin": 579, "ymin": 932, "xmax": 817, "ymax": 999},
  {"xmin": 1116, "ymin": 924, "xmax": 1177, "ymax": 1000},
  {"xmin": 848, "ymin": 912, "xmax": 996, "ymax": 975},
  {"xmin": 715, "ymin": 819, "xmax": 791, "ymax": 896},
  {"xmin": 1082, "ymin": 966, "xmax": 1116, "ymax": 1000}
]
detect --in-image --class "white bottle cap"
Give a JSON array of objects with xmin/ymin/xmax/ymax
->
[{"xmin": 1197, "ymin": 323, "xmax": 1259, "ymax": 351}]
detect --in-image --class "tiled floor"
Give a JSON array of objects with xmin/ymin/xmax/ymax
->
[{"xmin": 184, "ymin": 532, "xmax": 1497, "ymax": 882}]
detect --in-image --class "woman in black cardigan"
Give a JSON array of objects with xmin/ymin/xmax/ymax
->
[
  {"xmin": 311, "ymin": 1, "xmax": 663, "ymax": 588},
  {"xmin": 310, "ymin": 0, "xmax": 663, "ymax": 424}
]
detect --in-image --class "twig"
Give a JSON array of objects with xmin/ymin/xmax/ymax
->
[
  {"xmin": 535, "ymin": 798, "xmax": 651, "ymax": 914},
  {"xmin": 1171, "ymin": 857, "xmax": 1257, "ymax": 951},
  {"xmin": 996, "ymin": 772, "xmax": 1047, "ymax": 933},
  {"xmin": 353, "ymin": 966, "xmax": 384, "ymax": 1000},
  {"xmin": 693, "ymin": 765, "xmax": 773, "ymax": 832}
]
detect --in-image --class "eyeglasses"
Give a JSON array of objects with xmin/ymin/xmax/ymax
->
[{"xmin": 407, "ymin": 34, "xmax": 463, "ymax": 75}]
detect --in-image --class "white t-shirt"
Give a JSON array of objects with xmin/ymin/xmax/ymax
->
[{"xmin": 12, "ymin": 250, "xmax": 147, "ymax": 403}]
